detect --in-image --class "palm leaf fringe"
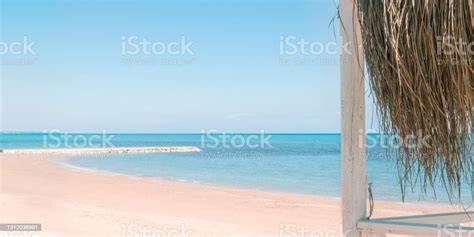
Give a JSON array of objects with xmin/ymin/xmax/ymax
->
[{"xmin": 356, "ymin": 0, "xmax": 473, "ymax": 202}]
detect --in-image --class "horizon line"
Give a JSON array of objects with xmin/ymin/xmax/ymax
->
[{"xmin": 0, "ymin": 132, "xmax": 384, "ymax": 135}]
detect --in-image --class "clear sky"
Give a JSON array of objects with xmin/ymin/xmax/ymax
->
[{"xmin": 0, "ymin": 0, "xmax": 377, "ymax": 133}]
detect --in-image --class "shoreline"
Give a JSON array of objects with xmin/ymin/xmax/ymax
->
[
  {"xmin": 51, "ymin": 150, "xmax": 459, "ymax": 207},
  {"xmin": 55, "ymin": 157, "xmax": 448, "ymax": 207},
  {"xmin": 0, "ymin": 153, "xmax": 462, "ymax": 236}
]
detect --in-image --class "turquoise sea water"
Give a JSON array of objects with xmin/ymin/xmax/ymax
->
[{"xmin": 1, "ymin": 133, "xmax": 472, "ymax": 205}]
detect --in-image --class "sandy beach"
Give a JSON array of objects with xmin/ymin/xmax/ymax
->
[{"xmin": 0, "ymin": 153, "xmax": 460, "ymax": 237}]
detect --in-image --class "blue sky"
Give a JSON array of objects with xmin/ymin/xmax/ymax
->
[{"xmin": 0, "ymin": 0, "xmax": 377, "ymax": 133}]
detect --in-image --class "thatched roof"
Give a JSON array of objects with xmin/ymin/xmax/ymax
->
[{"xmin": 356, "ymin": 0, "xmax": 473, "ymax": 201}]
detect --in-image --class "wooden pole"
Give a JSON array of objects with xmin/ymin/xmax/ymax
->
[
  {"xmin": 468, "ymin": 0, "xmax": 473, "ymax": 197},
  {"xmin": 340, "ymin": 0, "xmax": 368, "ymax": 237},
  {"xmin": 470, "ymin": 0, "xmax": 473, "ymax": 109}
]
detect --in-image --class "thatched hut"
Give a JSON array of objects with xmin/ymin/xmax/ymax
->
[{"xmin": 340, "ymin": 0, "xmax": 473, "ymax": 236}]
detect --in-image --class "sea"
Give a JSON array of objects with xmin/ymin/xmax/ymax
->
[{"xmin": 1, "ymin": 133, "xmax": 472, "ymax": 205}]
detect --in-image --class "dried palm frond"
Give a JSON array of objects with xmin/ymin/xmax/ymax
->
[{"xmin": 356, "ymin": 0, "xmax": 473, "ymax": 201}]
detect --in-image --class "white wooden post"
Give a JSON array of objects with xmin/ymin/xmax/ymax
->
[{"xmin": 340, "ymin": 0, "xmax": 372, "ymax": 237}]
